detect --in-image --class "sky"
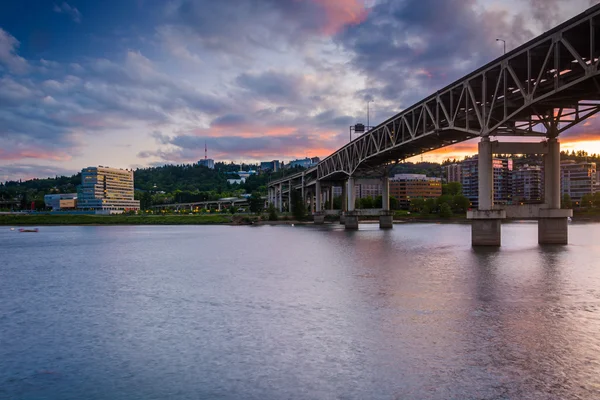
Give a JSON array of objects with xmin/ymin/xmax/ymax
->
[{"xmin": 1, "ymin": 0, "xmax": 600, "ymax": 181}]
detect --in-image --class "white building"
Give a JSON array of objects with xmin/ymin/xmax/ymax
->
[
  {"xmin": 77, "ymin": 166, "xmax": 140, "ymax": 213},
  {"xmin": 44, "ymin": 193, "xmax": 77, "ymax": 211},
  {"xmin": 198, "ymin": 159, "xmax": 215, "ymax": 169}
]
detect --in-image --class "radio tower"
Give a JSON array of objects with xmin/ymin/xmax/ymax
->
[{"xmin": 205, "ymin": 140, "xmax": 207, "ymax": 160}]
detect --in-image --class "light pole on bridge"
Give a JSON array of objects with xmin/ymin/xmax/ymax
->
[{"xmin": 496, "ymin": 38, "xmax": 506, "ymax": 55}]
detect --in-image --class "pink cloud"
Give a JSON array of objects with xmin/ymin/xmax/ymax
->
[{"xmin": 312, "ymin": 0, "xmax": 369, "ymax": 35}]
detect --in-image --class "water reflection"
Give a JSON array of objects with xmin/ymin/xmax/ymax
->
[{"xmin": 1, "ymin": 224, "xmax": 600, "ymax": 399}]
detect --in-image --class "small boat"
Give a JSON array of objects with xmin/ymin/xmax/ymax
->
[{"xmin": 19, "ymin": 228, "xmax": 39, "ymax": 233}]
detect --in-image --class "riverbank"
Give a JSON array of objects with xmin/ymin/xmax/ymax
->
[{"xmin": 0, "ymin": 214, "xmax": 234, "ymax": 226}]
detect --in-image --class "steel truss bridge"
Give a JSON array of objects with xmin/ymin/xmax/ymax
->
[{"xmin": 270, "ymin": 3, "xmax": 600, "ymax": 187}]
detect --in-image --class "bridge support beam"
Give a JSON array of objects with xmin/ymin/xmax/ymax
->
[
  {"xmin": 468, "ymin": 137, "xmax": 504, "ymax": 246},
  {"xmin": 278, "ymin": 183, "xmax": 283, "ymax": 213},
  {"xmin": 345, "ymin": 177, "xmax": 358, "ymax": 230},
  {"xmin": 379, "ymin": 174, "xmax": 393, "ymax": 229},
  {"xmin": 288, "ymin": 180, "xmax": 293, "ymax": 214},
  {"xmin": 314, "ymin": 181, "xmax": 324, "ymax": 224},
  {"xmin": 539, "ymin": 137, "xmax": 570, "ymax": 244}
]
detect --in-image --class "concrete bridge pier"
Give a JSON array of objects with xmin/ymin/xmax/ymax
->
[
  {"xmin": 278, "ymin": 183, "xmax": 283, "ymax": 212},
  {"xmin": 539, "ymin": 137, "xmax": 571, "ymax": 244},
  {"xmin": 468, "ymin": 136, "xmax": 505, "ymax": 246},
  {"xmin": 314, "ymin": 180, "xmax": 325, "ymax": 224},
  {"xmin": 288, "ymin": 180, "xmax": 293, "ymax": 214},
  {"xmin": 344, "ymin": 176, "xmax": 359, "ymax": 230},
  {"xmin": 379, "ymin": 174, "xmax": 393, "ymax": 229}
]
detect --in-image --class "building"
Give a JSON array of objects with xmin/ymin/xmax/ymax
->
[
  {"xmin": 512, "ymin": 165, "xmax": 543, "ymax": 204},
  {"xmin": 561, "ymin": 160, "xmax": 596, "ymax": 203},
  {"xmin": 227, "ymin": 178, "xmax": 246, "ymax": 185},
  {"xmin": 461, "ymin": 156, "xmax": 513, "ymax": 208},
  {"xmin": 445, "ymin": 163, "xmax": 462, "ymax": 183},
  {"xmin": 288, "ymin": 157, "xmax": 319, "ymax": 169},
  {"xmin": 260, "ymin": 160, "xmax": 281, "ymax": 173},
  {"xmin": 44, "ymin": 193, "xmax": 77, "ymax": 211},
  {"xmin": 77, "ymin": 166, "xmax": 140, "ymax": 213},
  {"xmin": 389, "ymin": 174, "xmax": 442, "ymax": 208},
  {"xmin": 354, "ymin": 178, "xmax": 382, "ymax": 199},
  {"xmin": 198, "ymin": 159, "xmax": 215, "ymax": 169}
]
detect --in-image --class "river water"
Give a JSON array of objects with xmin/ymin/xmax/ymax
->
[{"xmin": 1, "ymin": 222, "xmax": 600, "ymax": 399}]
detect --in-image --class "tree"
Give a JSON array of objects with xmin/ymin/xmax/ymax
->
[
  {"xmin": 248, "ymin": 192, "xmax": 264, "ymax": 214},
  {"xmin": 425, "ymin": 198, "xmax": 437, "ymax": 213},
  {"xmin": 561, "ymin": 193, "xmax": 572, "ymax": 209},
  {"xmin": 451, "ymin": 195, "xmax": 470, "ymax": 214},
  {"xmin": 442, "ymin": 182, "xmax": 462, "ymax": 196},
  {"xmin": 389, "ymin": 196, "xmax": 399, "ymax": 210},
  {"xmin": 581, "ymin": 193, "xmax": 594, "ymax": 208},
  {"xmin": 439, "ymin": 202, "xmax": 453, "ymax": 218},
  {"xmin": 291, "ymin": 190, "xmax": 306, "ymax": 221},
  {"xmin": 410, "ymin": 198, "xmax": 425, "ymax": 213},
  {"xmin": 267, "ymin": 204, "xmax": 278, "ymax": 221},
  {"xmin": 593, "ymin": 192, "xmax": 600, "ymax": 209}
]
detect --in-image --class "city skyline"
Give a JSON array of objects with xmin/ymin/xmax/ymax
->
[{"xmin": 2, "ymin": 0, "xmax": 600, "ymax": 182}]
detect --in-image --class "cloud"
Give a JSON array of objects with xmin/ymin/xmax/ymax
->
[
  {"xmin": 162, "ymin": 0, "xmax": 369, "ymax": 55},
  {"xmin": 0, "ymin": 28, "xmax": 29, "ymax": 74},
  {"xmin": 0, "ymin": 163, "xmax": 78, "ymax": 182},
  {"xmin": 53, "ymin": 2, "xmax": 82, "ymax": 23}
]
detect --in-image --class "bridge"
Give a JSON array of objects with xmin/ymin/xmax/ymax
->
[{"xmin": 268, "ymin": 4, "xmax": 600, "ymax": 245}]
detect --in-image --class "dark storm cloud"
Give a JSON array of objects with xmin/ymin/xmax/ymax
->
[
  {"xmin": 164, "ymin": 0, "xmax": 367, "ymax": 52},
  {"xmin": 336, "ymin": 0, "xmax": 535, "ymax": 107}
]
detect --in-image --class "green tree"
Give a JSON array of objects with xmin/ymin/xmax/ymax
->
[
  {"xmin": 421, "ymin": 204, "xmax": 431, "ymax": 215},
  {"xmin": 248, "ymin": 192, "xmax": 263, "ymax": 214},
  {"xmin": 581, "ymin": 193, "xmax": 594, "ymax": 208},
  {"xmin": 425, "ymin": 198, "xmax": 437, "ymax": 213},
  {"xmin": 291, "ymin": 190, "xmax": 306, "ymax": 221},
  {"xmin": 389, "ymin": 196, "xmax": 399, "ymax": 210},
  {"xmin": 439, "ymin": 202, "xmax": 453, "ymax": 218},
  {"xmin": 267, "ymin": 204, "xmax": 278, "ymax": 221},
  {"xmin": 593, "ymin": 192, "xmax": 600, "ymax": 209},
  {"xmin": 451, "ymin": 195, "xmax": 470, "ymax": 214},
  {"xmin": 561, "ymin": 193, "xmax": 572, "ymax": 209},
  {"xmin": 410, "ymin": 198, "xmax": 425, "ymax": 213},
  {"xmin": 442, "ymin": 182, "xmax": 462, "ymax": 196}
]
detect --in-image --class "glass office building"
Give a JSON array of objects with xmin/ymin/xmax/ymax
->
[{"xmin": 77, "ymin": 166, "xmax": 140, "ymax": 213}]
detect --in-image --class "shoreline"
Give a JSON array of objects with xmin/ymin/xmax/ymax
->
[{"xmin": 3, "ymin": 214, "xmax": 599, "ymax": 227}]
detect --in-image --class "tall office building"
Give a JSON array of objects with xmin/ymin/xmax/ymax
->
[
  {"xmin": 461, "ymin": 156, "xmax": 513, "ymax": 208},
  {"xmin": 198, "ymin": 159, "xmax": 215, "ymax": 169},
  {"xmin": 390, "ymin": 174, "xmax": 442, "ymax": 209},
  {"xmin": 354, "ymin": 178, "xmax": 382, "ymax": 199},
  {"xmin": 512, "ymin": 165, "xmax": 543, "ymax": 204},
  {"xmin": 561, "ymin": 160, "xmax": 596, "ymax": 203},
  {"xmin": 77, "ymin": 166, "xmax": 140, "ymax": 213},
  {"xmin": 445, "ymin": 163, "xmax": 462, "ymax": 183},
  {"xmin": 260, "ymin": 160, "xmax": 280, "ymax": 172}
]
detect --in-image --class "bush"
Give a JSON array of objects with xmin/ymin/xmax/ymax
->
[
  {"xmin": 439, "ymin": 203, "xmax": 453, "ymax": 218},
  {"xmin": 267, "ymin": 204, "xmax": 278, "ymax": 221}
]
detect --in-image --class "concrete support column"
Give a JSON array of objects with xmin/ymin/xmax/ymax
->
[
  {"xmin": 330, "ymin": 187, "xmax": 335, "ymax": 210},
  {"xmin": 347, "ymin": 177, "xmax": 355, "ymax": 212},
  {"xmin": 379, "ymin": 174, "xmax": 393, "ymax": 229},
  {"xmin": 478, "ymin": 136, "xmax": 493, "ymax": 210},
  {"xmin": 315, "ymin": 181, "xmax": 321, "ymax": 212},
  {"xmin": 539, "ymin": 136, "xmax": 570, "ymax": 244},
  {"xmin": 288, "ymin": 180, "xmax": 293, "ymax": 214},
  {"xmin": 382, "ymin": 174, "xmax": 390, "ymax": 211},
  {"xmin": 341, "ymin": 182, "xmax": 347, "ymax": 212},
  {"xmin": 278, "ymin": 183, "xmax": 283, "ymax": 212},
  {"xmin": 468, "ymin": 136, "xmax": 503, "ymax": 246},
  {"xmin": 345, "ymin": 176, "xmax": 358, "ymax": 230},
  {"xmin": 314, "ymin": 181, "xmax": 324, "ymax": 224}
]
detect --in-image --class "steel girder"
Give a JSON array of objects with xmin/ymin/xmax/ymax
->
[{"xmin": 317, "ymin": 4, "xmax": 600, "ymax": 180}]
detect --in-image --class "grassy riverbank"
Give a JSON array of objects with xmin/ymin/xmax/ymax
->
[{"xmin": 0, "ymin": 214, "xmax": 234, "ymax": 226}]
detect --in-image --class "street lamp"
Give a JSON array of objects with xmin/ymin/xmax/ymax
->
[{"xmin": 496, "ymin": 38, "xmax": 506, "ymax": 55}]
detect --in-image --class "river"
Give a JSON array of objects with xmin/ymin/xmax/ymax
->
[{"xmin": 1, "ymin": 222, "xmax": 600, "ymax": 399}]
